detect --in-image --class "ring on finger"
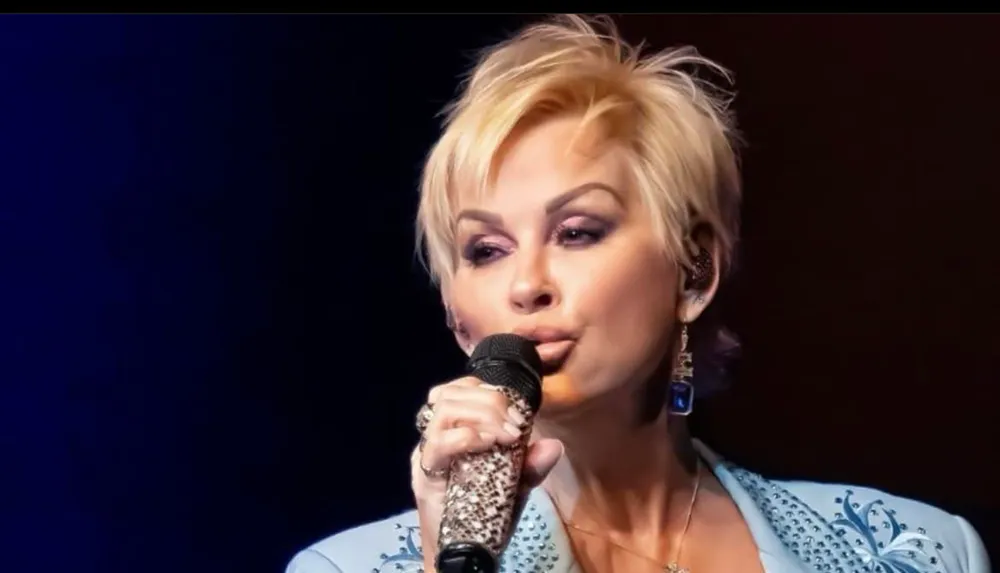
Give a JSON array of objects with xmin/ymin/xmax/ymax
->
[
  {"xmin": 415, "ymin": 403, "xmax": 435, "ymax": 432},
  {"xmin": 417, "ymin": 435, "xmax": 448, "ymax": 479},
  {"xmin": 420, "ymin": 457, "xmax": 449, "ymax": 480}
]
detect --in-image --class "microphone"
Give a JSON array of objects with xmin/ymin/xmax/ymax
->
[{"xmin": 436, "ymin": 333, "xmax": 544, "ymax": 573}]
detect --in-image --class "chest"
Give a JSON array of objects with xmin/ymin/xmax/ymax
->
[{"xmin": 565, "ymin": 517, "xmax": 764, "ymax": 573}]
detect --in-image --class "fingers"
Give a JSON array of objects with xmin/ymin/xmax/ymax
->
[
  {"xmin": 418, "ymin": 399, "xmax": 526, "ymax": 482},
  {"xmin": 411, "ymin": 376, "xmax": 537, "ymax": 561},
  {"xmin": 427, "ymin": 377, "xmax": 523, "ymax": 422},
  {"xmin": 425, "ymin": 397, "xmax": 523, "ymax": 441},
  {"xmin": 521, "ymin": 438, "xmax": 564, "ymax": 488},
  {"xmin": 426, "ymin": 376, "xmax": 480, "ymax": 404},
  {"xmin": 419, "ymin": 426, "xmax": 498, "ymax": 474},
  {"xmin": 414, "ymin": 376, "xmax": 529, "ymax": 489},
  {"xmin": 425, "ymin": 377, "xmax": 526, "ymax": 439}
]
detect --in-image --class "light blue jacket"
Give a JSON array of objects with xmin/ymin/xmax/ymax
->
[{"xmin": 286, "ymin": 441, "xmax": 991, "ymax": 573}]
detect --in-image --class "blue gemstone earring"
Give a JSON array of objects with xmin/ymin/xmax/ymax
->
[{"xmin": 668, "ymin": 323, "xmax": 695, "ymax": 416}]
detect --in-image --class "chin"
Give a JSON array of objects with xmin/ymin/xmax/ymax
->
[{"xmin": 537, "ymin": 369, "xmax": 612, "ymax": 416}]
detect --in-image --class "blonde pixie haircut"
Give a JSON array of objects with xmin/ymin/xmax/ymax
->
[{"xmin": 416, "ymin": 15, "xmax": 742, "ymax": 289}]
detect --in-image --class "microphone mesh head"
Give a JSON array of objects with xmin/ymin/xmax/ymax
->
[{"xmin": 467, "ymin": 334, "xmax": 543, "ymax": 413}]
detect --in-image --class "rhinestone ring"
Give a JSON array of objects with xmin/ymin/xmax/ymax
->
[{"xmin": 415, "ymin": 402, "xmax": 435, "ymax": 433}]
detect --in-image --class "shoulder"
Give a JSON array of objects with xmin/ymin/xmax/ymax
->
[
  {"xmin": 733, "ymin": 465, "xmax": 991, "ymax": 573},
  {"xmin": 285, "ymin": 508, "xmax": 424, "ymax": 573}
]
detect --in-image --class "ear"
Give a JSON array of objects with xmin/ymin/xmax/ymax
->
[
  {"xmin": 441, "ymin": 289, "xmax": 474, "ymax": 356},
  {"xmin": 676, "ymin": 224, "xmax": 722, "ymax": 325}
]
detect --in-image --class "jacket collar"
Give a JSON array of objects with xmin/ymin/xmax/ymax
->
[
  {"xmin": 697, "ymin": 441, "xmax": 816, "ymax": 573},
  {"xmin": 503, "ymin": 440, "xmax": 815, "ymax": 573}
]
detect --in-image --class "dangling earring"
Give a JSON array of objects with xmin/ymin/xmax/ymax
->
[{"xmin": 668, "ymin": 323, "xmax": 695, "ymax": 416}]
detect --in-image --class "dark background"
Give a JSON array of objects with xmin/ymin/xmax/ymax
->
[{"xmin": 1, "ymin": 13, "xmax": 996, "ymax": 573}]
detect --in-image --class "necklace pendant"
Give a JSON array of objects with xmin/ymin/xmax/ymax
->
[{"xmin": 664, "ymin": 563, "xmax": 689, "ymax": 573}]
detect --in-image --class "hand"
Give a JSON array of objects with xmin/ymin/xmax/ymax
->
[{"xmin": 411, "ymin": 376, "xmax": 563, "ymax": 572}]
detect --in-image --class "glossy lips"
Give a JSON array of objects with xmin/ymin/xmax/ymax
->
[
  {"xmin": 513, "ymin": 326, "xmax": 577, "ymax": 375},
  {"xmin": 535, "ymin": 338, "xmax": 574, "ymax": 363}
]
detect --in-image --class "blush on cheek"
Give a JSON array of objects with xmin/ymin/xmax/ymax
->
[{"xmin": 541, "ymin": 373, "xmax": 583, "ymax": 409}]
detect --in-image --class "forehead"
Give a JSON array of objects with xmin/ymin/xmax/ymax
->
[{"xmin": 456, "ymin": 115, "xmax": 631, "ymax": 211}]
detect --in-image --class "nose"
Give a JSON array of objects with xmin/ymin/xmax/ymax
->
[{"xmin": 508, "ymin": 250, "xmax": 559, "ymax": 314}]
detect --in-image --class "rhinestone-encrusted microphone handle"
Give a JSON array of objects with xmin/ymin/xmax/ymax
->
[{"xmin": 437, "ymin": 387, "xmax": 533, "ymax": 566}]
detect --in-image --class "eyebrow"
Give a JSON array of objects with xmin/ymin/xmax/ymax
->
[
  {"xmin": 544, "ymin": 182, "xmax": 623, "ymax": 213},
  {"xmin": 454, "ymin": 182, "xmax": 624, "ymax": 226}
]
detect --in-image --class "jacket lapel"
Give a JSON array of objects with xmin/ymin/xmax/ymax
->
[
  {"xmin": 500, "ymin": 487, "xmax": 580, "ymax": 572},
  {"xmin": 695, "ymin": 440, "xmax": 821, "ymax": 573}
]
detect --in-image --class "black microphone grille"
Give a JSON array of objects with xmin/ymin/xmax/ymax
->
[{"xmin": 466, "ymin": 333, "xmax": 543, "ymax": 413}]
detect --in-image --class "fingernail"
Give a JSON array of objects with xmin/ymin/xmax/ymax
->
[
  {"xmin": 503, "ymin": 422, "xmax": 522, "ymax": 437},
  {"xmin": 507, "ymin": 406, "xmax": 527, "ymax": 427}
]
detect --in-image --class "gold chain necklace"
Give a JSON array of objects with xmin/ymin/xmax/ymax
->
[{"xmin": 562, "ymin": 459, "xmax": 702, "ymax": 573}]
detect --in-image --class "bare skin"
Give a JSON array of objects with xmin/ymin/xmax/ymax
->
[{"xmin": 412, "ymin": 115, "xmax": 762, "ymax": 572}]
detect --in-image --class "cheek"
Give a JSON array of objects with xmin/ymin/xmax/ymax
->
[
  {"xmin": 447, "ymin": 274, "xmax": 508, "ymax": 340},
  {"xmin": 567, "ymin": 240, "xmax": 678, "ymax": 346}
]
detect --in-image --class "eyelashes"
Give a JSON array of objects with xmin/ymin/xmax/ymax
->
[
  {"xmin": 460, "ymin": 220, "xmax": 611, "ymax": 267},
  {"xmin": 462, "ymin": 242, "xmax": 503, "ymax": 266}
]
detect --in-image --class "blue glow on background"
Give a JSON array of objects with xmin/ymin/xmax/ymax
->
[{"xmin": 0, "ymin": 15, "xmax": 291, "ymax": 571}]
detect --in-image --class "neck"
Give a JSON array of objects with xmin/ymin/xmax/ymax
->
[{"xmin": 536, "ymin": 395, "xmax": 700, "ymax": 541}]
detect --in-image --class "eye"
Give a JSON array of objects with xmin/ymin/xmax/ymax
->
[
  {"xmin": 461, "ymin": 241, "xmax": 507, "ymax": 267},
  {"xmin": 555, "ymin": 222, "xmax": 607, "ymax": 247}
]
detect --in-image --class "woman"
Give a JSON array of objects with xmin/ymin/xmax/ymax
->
[{"xmin": 286, "ymin": 15, "xmax": 990, "ymax": 573}]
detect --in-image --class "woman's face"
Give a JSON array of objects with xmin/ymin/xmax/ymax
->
[{"xmin": 448, "ymin": 115, "xmax": 702, "ymax": 413}]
